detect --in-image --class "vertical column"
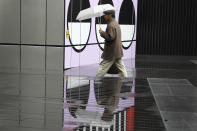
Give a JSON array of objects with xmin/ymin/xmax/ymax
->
[
  {"xmin": 124, "ymin": 110, "xmax": 126, "ymax": 131},
  {"xmin": 119, "ymin": 112, "xmax": 121, "ymax": 131},
  {"xmin": 113, "ymin": 114, "xmax": 116, "ymax": 131}
]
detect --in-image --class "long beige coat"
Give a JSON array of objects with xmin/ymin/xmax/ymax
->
[{"xmin": 100, "ymin": 18, "xmax": 123, "ymax": 60}]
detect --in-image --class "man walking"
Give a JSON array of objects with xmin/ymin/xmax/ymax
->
[{"xmin": 96, "ymin": 10, "xmax": 127, "ymax": 77}]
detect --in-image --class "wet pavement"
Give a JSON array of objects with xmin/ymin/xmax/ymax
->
[{"xmin": 0, "ymin": 57, "xmax": 197, "ymax": 131}]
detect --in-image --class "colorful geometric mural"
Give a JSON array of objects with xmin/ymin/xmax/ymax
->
[{"xmin": 65, "ymin": 0, "xmax": 138, "ymax": 68}]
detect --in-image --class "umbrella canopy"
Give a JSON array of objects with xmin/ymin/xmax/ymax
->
[{"xmin": 76, "ymin": 4, "xmax": 116, "ymax": 21}]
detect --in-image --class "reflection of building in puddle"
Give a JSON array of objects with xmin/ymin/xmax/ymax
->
[
  {"xmin": 66, "ymin": 76, "xmax": 89, "ymax": 89},
  {"xmin": 64, "ymin": 76, "xmax": 135, "ymax": 130}
]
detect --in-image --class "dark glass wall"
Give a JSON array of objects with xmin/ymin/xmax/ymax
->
[{"xmin": 137, "ymin": 0, "xmax": 197, "ymax": 56}]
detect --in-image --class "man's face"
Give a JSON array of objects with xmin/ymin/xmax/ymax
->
[{"xmin": 104, "ymin": 14, "xmax": 111, "ymax": 21}]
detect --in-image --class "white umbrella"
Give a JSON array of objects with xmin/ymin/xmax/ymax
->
[{"xmin": 76, "ymin": 4, "xmax": 116, "ymax": 21}]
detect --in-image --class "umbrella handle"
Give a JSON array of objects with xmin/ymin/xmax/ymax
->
[{"xmin": 99, "ymin": 16, "xmax": 101, "ymax": 29}]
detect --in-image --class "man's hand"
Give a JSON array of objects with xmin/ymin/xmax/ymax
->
[{"xmin": 99, "ymin": 28, "xmax": 103, "ymax": 34}]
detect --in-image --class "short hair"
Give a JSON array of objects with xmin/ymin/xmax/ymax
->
[{"xmin": 103, "ymin": 10, "xmax": 115, "ymax": 18}]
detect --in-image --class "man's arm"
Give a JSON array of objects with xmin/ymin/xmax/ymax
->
[{"xmin": 99, "ymin": 25, "xmax": 116, "ymax": 42}]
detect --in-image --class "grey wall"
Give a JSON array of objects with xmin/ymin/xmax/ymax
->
[
  {"xmin": 0, "ymin": 0, "xmax": 64, "ymax": 72},
  {"xmin": 0, "ymin": 0, "xmax": 64, "ymax": 95},
  {"xmin": 0, "ymin": 0, "xmax": 64, "ymax": 129}
]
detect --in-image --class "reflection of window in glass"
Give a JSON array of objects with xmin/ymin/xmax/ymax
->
[
  {"xmin": 119, "ymin": 0, "xmax": 136, "ymax": 49},
  {"xmin": 67, "ymin": 0, "xmax": 91, "ymax": 52},
  {"xmin": 64, "ymin": 76, "xmax": 90, "ymax": 130},
  {"xmin": 95, "ymin": 0, "xmax": 115, "ymax": 50}
]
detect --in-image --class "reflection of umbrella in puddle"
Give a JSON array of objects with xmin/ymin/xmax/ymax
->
[{"xmin": 66, "ymin": 83, "xmax": 90, "ymax": 118}]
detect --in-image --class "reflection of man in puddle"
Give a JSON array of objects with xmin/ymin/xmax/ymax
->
[
  {"xmin": 96, "ymin": 10, "xmax": 127, "ymax": 77},
  {"xmin": 68, "ymin": 77, "xmax": 122, "ymax": 129},
  {"xmin": 96, "ymin": 77, "xmax": 122, "ymax": 121}
]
